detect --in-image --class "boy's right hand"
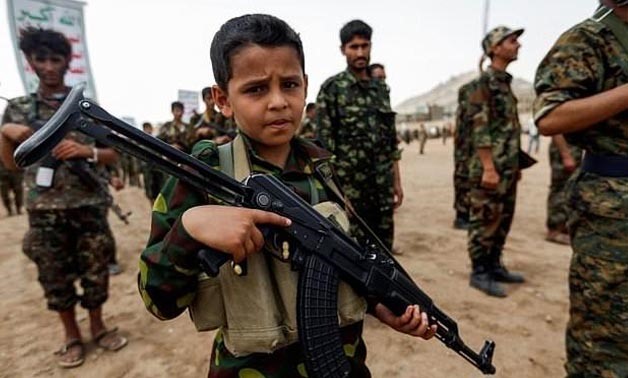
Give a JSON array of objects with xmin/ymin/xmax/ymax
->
[{"xmin": 182, "ymin": 205, "xmax": 292, "ymax": 263}]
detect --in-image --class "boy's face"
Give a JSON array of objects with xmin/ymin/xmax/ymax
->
[
  {"xmin": 27, "ymin": 52, "xmax": 68, "ymax": 88},
  {"xmin": 172, "ymin": 106, "xmax": 184, "ymax": 120},
  {"xmin": 213, "ymin": 45, "xmax": 307, "ymax": 150},
  {"xmin": 341, "ymin": 36, "xmax": 371, "ymax": 72}
]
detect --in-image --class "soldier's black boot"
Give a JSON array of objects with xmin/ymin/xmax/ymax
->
[
  {"xmin": 470, "ymin": 262, "xmax": 507, "ymax": 298},
  {"xmin": 490, "ymin": 252, "xmax": 525, "ymax": 283}
]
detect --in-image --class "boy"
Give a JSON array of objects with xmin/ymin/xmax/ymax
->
[
  {"xmin": 139, "ymin": 14, "xmax": 435, "ymax": 377},
  {"xmin": 0, "ymin": 27, "xmax": 127, "ymax": 368}
]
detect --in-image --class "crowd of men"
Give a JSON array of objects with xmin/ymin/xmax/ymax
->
[{"xmin": 0, "ymin": 1, "xmax": 627, "ymax": 376}]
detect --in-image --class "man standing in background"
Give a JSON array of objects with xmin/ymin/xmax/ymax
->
[
  {"xmin": 316, "ymin": 20, "xmax": 402, "ymax": 253},
  {"xmin": 465, "ymin": 26, "xmax": 526, "ymax": 297}
]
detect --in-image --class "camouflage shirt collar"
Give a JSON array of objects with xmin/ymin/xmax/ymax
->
[
  {"xmin": 239, "ymin": 133, "xmax": 332, "ymax": 176},
  {"xmin": 341, "ymin": 68, "xmax": 378, "ymax": 89}
]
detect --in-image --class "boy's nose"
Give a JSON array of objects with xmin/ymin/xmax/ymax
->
[{"xmin": 268, "ymin": 89, "xmax": 288, "ymax": 109}]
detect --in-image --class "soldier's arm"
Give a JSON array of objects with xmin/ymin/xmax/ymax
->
[
  {"xmin": 534, "ymin": 28, "xmax": 628, "ymax": 135},
  {"xmin": 1, "ymin": 104, "xmax": 33, "ymax": 170},
  {"xmin": 537, "ymin": 84, "xmax": 628, "ymax": 135},
  {"xmin": 470, "ymin": 82, "xmax": 499, "ymax": 189}
]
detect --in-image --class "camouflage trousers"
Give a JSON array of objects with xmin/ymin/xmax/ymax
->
[
  {"xmin": 468, "ymin": 178, "xmax": 517, "ymax": 263},
  {"xmin": 208, "ymin": 321, "xmax": 370, "ymax": 378},
  {"xmin": 97, "ymin": 206, "xmax": 117, "ymax": 264},
  {"xmin": 0, "ymin": 170, "xmax": 24, "ymax": 214},
  {"xmin": 453, "ymin": 172, "xmax": 470, "ymax": 218},
  {"xmin": 565, "ymin": 212, "xmax": 628, "ymax": 377},
  {"xmin": 23, "ymin": 207, "xmax": 110, "ymax": 311}
]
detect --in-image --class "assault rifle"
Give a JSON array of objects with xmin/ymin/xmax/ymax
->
[{"xmin": 15, "ymin": 84, "xmax": 496, "ymax": 376}]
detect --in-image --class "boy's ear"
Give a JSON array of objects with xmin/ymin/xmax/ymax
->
[
  {"xmin": 211, "ymin": 85, "xmax": 233, "ymax": 117},
  {"xmin": 303, "ymin": 74, "xmax": 309, "ymax": 103}
]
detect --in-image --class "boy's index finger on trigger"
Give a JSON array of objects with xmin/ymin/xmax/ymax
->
[{"xmin": 251, "ymin": 209, "xmax": 292, "ymax": 227}]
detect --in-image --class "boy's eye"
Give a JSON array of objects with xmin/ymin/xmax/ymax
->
[
  {"xmin": 245, "ymin": 85, "xmax": 266, "ymax": 94},
  {"xmin": 282, "ymin": 81, "xmax": 300, "ymax": 89}
]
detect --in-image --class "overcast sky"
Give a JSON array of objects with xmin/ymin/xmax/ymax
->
[{"xmin": 1, "ymin": 0, "xmax": 597, "ymax": 123}]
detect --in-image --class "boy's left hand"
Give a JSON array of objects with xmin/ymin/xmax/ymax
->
[{"xmin": 374, "ymin": 303, "xmax": 437, "ymax": 340}]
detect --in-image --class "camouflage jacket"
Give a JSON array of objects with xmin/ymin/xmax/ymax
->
[
  {"xmin": 466, "ymin": 67, "xmax": 521, "ymax": 180},
  {"xmin": 157, "ymin": 120, "xmax": 192, "ymax": 151},
  {"xmin": 534, "ymin": 18, "xmax": 628, "ymax": 224},
  {"xmin": 454, "ymin": 80, "xmax": 477, "ymax": 176},
  {"xmin": 298, "ymin": 116, "xmax": 316, "ymax": 139},
  {"xmin": 315, "ymin": 69, "xmax": 400, "ymax": 177},
  {"xmin": 1, "ymin": 92, "xmax": 108, "ymax": 210},
  {"xmin": 139, "ymin": 134, "xmax": 338, "ymax": 320}
]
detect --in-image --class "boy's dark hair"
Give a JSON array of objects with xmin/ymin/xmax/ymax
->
[
  {"xmin": 201, "ymin": 87, "xmax": 212, "ymax": 98},
  {"xmin": 210, "ymin": 14, "xmax": 305, "ymax": 90},
  {"xmin": 369, "ymin": 63, "xmax": 384, "ymax": 71},
  {"xmin": 305, "ymin": 103, "xmax": 316, "ymax": 112},
  {"xmin": 340, "ymin": 20, "xmax": 372, "ymax": 46},
  {"xmin": 19, "ymin": 27, "xmax": 72, "ymax": 59},
  {"xmin": 171, "ymin": 101, "xmax": 184, "ymax": 111}
]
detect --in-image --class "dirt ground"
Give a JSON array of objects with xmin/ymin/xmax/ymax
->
[{"xmin": 0, "ymin": 135, "xmax": 571, "ymax": 378}]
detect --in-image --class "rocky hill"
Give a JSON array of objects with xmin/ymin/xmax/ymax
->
[{"xmin": 394, "ymin": 71, "xmax": 535, "ymax": 116}]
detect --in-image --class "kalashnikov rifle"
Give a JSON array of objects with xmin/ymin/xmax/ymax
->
[{"xmin": 14, "ymin": 84, "xmax": 496, "ymax": 377}]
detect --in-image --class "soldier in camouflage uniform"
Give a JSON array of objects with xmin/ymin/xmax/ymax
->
[
  {"xmin": 453, "ymin": 81, "xmax": 475, "ymax": 230},
  {"xmin": 140, "ymin": 122, "xmax": 165, "ymax": 201},
  {"xmin": 139, "ymin": 15, "xmax": 435, "ymax": 378},
  {"xmin": 545, "ymin": 135, "xmax": 582, "ymax": 245},
  {"xmin": 534, "ymin": 1, "xmax": 628, "ymax": 376},
  {"xmin": 466, "ymin": 26, "xmax": 526, "ymax": 298},
  {"xmin": 0, "ymin": 157, "xmax": 23, "ymax": 216},
  {"xmin": 315, "ymin": 20, "xmax": 402, "ymax": 252},
  {"xmin": 0, "ymin": 27, "xmax": 127, "ymax": 368},
  {"xmin": 190, "ymin": 87, "xmax": 236, "ymax": 146},
  {"xmin": 157, "ymin": 101, "xmax": 193, "ymax": 152},
  {"xmin": 297, "ymin": 102, "xmax": 317, "ymax": 139}
]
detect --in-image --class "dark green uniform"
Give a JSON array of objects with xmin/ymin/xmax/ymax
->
[
  {"xmin": 2, "ymin": 92, "xmax": 111, "ymax": 311},
  {"xmin": 138, "ymin": 135, "xmax": 369, "ymax": 377},
  {"xmin": 190, "ymin": 110, "xmax": 236, "ymax": 146},
  {"xmin": 546, "ymin": 140, "xmax": 582, "ymax": 233},
  {"xmin": 534, "ymin": 14, "xmax": 628, "ymax": 377},
  {"xmin": 315, "ymin": 69, "xmax": 400, "ymax": 250},
  {"xmin": 157, "ymin": 120, "xmax": 193, "ymax": 152},
  {"xmin": 466, "ymin": 68, "xmax": 521, "ymax": 268},
  {"xmin": 298, "ymin": 116, "xmax": 316, "ymax": 139}
]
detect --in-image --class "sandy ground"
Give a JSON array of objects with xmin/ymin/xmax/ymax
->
[{"xmin": 0, "ymin": 136, "xmax": 571, "ymax": 378}]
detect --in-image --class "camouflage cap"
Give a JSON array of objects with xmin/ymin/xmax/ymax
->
[{"xmin": 481, "ymin": 26, "xmax": 524, "ymax": 55}]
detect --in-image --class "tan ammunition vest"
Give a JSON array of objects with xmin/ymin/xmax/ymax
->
[{"xmin": 188, "ymin": 136, "xmax": 366, "ymax": 356}]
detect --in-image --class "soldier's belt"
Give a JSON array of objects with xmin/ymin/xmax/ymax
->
[{"xmin": 582, "ymin": 153, "xmax": 628, "ymax": 177}]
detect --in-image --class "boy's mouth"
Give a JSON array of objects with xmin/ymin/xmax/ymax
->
[{"xmin": 266, "ymin": 118, "xmax": 292, "ymax": 127}]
